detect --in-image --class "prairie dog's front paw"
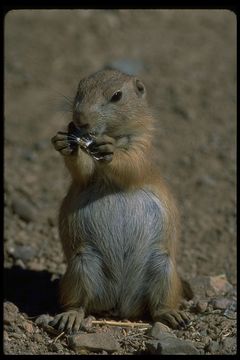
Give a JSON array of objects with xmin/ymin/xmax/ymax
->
[
  {"xmin": 89, "ymin": 135, "xmax": 116, "ymax": 162},
  {"xmin": 51, "ymin": 131, "xmax": 73, "ymax": 156}
]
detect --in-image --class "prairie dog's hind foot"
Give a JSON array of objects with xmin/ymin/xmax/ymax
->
[
  {"xmin": 49, "ymin": 308, "xmax": 85, "ymax": 334},
  {"xmin": 153, "ymin": 310, "xmax": 191, "ymax": 329}
]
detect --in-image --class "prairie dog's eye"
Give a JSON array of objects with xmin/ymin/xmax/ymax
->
[{"xmin": 110, "ymin": 91, "xmax": 122, "ymax": 103}]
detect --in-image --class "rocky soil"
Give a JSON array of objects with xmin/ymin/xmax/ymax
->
[{"xmin": 4, "ymin": 10, "xmax": 236, "ymax": 355}]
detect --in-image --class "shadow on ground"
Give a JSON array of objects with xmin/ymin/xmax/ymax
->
[{"xmin": 4, "ymin": 266, "xmax": 61, "ymax": 316}]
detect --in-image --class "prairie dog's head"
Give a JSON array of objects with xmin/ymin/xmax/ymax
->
[{"xmin": 72, "ymin": 69, "xmax": 152, "ymax": 137}]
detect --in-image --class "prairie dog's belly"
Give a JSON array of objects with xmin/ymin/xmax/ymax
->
[
  {"xmin": 72, "ymin": 186, "xmax": 163, "ymax": 256},
  {"xmin": 60, "ymin": 185, "xmax": 165, "ymax": 316}
]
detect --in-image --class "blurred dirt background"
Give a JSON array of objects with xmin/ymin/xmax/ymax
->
[{"xmin": 4, "ymin": 10, "xmax": 236, "ymax": 355}]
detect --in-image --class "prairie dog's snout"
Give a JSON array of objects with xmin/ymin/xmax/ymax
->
[{"xmin": 73, "ymin": 105, "xmax": 106, "ymax": 136}]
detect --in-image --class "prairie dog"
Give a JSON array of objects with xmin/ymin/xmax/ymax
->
[{"xmin": 51, "ymin": 69, "xmax": 189, "ymax": 332}]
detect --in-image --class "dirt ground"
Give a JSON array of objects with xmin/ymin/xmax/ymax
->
[{"xmin": 4, "ymin": 9, "xmax": 236, "ymax": 355}]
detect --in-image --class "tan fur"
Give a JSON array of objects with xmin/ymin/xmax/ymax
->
[{"xmin": 52, "ymin": 69, "xmax": 186, "ymax": 329}]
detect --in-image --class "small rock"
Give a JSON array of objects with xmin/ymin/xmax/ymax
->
[
  {"xmin": 188, "ymin": 274, "xmax": 233, "ymax": 298},
  {"xmin": 107, "ymin": 326, "xmax": 122, "ymax": 337},
  {"xmin": 4, "ymin": 301, "xmax": 19, "ymax": 314},
  {"xmin": 228, "ymin": 299, "xmax": 237, "ymax": 312},
  {"xmin": 81, "ymin": 316, "xmax": 95, "ymax": 331},
  {"xmin": 200, "ymin": 329, "xmax": 207, "ymax": 337},
  {"xmin": 145, "ymin": 333, "xmax": 199, "ymax": 355},
  {"xmin": 68, "ymin": 333, "xmax": 120, "ymax": 353},
  {"xmin": 148, "ymin": 321, "xmax": 172, "ymax": 339},
  {"xmin": 222, "ymin": 337, "xmax": 237, "ymax": 353},
  {"xmin": 188, "ymin": 276, "xmax": 214, "ymax": 298},
  {"xmin": 12, "ymin": 196, "xmax": 36, "ymax": 222},
  {"xmin": 35, "ymin": 314, "xmax": 54, "ymax": 326},
  {"xmin": 3, "ymin": 330, "xmax": 10, "ymax": 342},
  {"xmin": 49, "ymin": 342, "xmax": 63, "ymax": 352},
  {"xmin": 202, "ymin": 336, "xmax": 212, "ymax": 345},
  {"xmin": 21, "ymin": 320, "xmax": 34, "ymax": 333},
  {"xmin": 33, "ymin": 333, "xmax": 44, "ymax": 342},
  {"xmin": 195, "ymin": 299, "xmax": 208, "ymax": 313},
  {"xmin": 78, "ymin": 349, "xmax": 89, "ymax": 355},
  {"xmin": 10, "ymin": 332, "xmax": 25, "ymax": 340},
  {"xmin": 205, "ymin": 340, "xmax": 219, "ymax": 353},
  {"xmin": 8, "ymin": 244, "xmax": 36, "ymax": 262},
  {"xmin": 223, "ymin": 309, "xmax": 236, "ymax": 320},
  {"xmin": 9, "ymin": 324, "xmax": 22, "ymax": 334},
  {"xmin": 211, "ymin": 297, "xmax": 231, "ymax": 310},
  {"xmin": 4, "ymin": 302, "xmax": 19, "ymax": 324},
  {"xmin": 209, "ymin": 275, "xmax": 233, "ymax": 295}
]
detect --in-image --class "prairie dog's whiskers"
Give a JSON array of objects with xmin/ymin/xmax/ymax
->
[{"xmin": 50, "ymin": 89, "xmax": 74, "ymax": 114}]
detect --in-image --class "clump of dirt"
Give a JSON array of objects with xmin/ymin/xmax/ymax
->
[{"xmin": 4, "ymin": 9, "xmax": 236, "ymax": 355}]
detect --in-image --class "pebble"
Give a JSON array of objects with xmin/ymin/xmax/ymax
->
[
  {"xmin": 145, "ymin": 333, "xmax": 199, "ymax": 355},
  {"xmin": 202, "ymin": 336, "xmax": 212, "ymax": 345},
  {"xmin": 209, "ymin": 274, "xmax": 233, "ymax": 295},
  {"xmin": 35, "ymin": 314, "xmax": 54, "ymax": 326},
  {"xmin": 205, "ymin": 340, "xmax": 219, "ymax": 353},
  {"xmin": 195, "ymin": 299, "xmax": 208, "ymax": 313},
  {"xmin": 228, "ymin": 299, "xmax": 237, "ymax": 312},
  {"xmin": 188, "ymin": 274, "xmax": 233, "ymax": 298},
  {"xmin": 106, "ymin": 326, "xmax": 122, "ymax": 337},
  {"xmin": 148, "ymin": 321, "xmax": 172, "ymax": 339},
  {"xmin": 8, "ymin": 244, "xmax": 37, "ymax": 262},
  {"xmin": 200, "ymin": 329, "xmax": 207, "ymax": 337},
  {"xmin": 68, "ymin": 333, "xmax": 120, "ymax": 353},
  {"xmin": 33, "ymin": 333, "xmax": 44, "ymax": 342},
  {"xmin": 11, "ymin": 196, "xmax": 36, "ymax": 222},
  {"xmin": 4, "ymin": 302, "xmax": 19, "ymax": 324},
  {"xmin": 222, "ymin": 337, "xmax": 237, "ymax": 353},
  {"xmin": 49, "ymin": 342, "xmax": 63, "ymax": 352},
  {"xmin": 10, "ymin": 324, "xmax": 23, "ymax": 334},
  {"xmin": 4, "ymin": 330, "xmax": 10, "ymax": 342},
  {"xmin": 21, "ymin": 320, "xmax": 34, "ymax": 333},
  {"xmin": 81, "ymin": 316, "xmax": 95, "ymax": 331},
  {"xmin": 10, "ymin": 333, "xmax": 25, "ymax": 340},
  {"xmin": 211, "ymin": 297, "xmax": 231, "ymax": 310}
]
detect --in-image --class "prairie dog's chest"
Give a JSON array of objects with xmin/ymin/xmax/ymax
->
[{"xmin": 66, "ymin": 185, "xmax": 164, "ymax": 250}]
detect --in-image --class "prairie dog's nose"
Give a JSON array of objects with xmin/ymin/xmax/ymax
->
[
  {"xmin": 73, "ymin": 110, "xmax": 87, "ymax": 127},
  {"xmin": 73, "ymin": 102, "xmax": 90, "ymax": 128}
]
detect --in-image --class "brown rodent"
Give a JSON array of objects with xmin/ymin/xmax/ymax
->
[{"xmin": 51, "ymin": 69, "xmax": 190, "ymax": 333}]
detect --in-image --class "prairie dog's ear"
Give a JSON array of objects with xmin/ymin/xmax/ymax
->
[{"xmin": 134, "ymin": 78, "xmax": 146, "ymax": 98}]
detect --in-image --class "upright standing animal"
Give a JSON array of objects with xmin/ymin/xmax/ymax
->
[{"xmin": 51, "ymin": 69, "xmax": 189, "ymax": 333}]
